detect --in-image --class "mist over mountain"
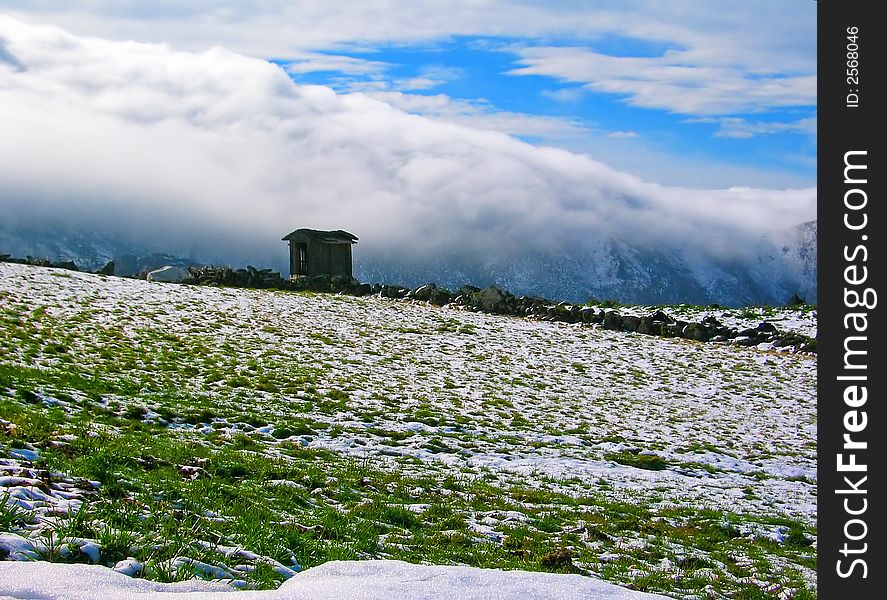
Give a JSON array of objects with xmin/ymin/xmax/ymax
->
[
  {"xmin": 0, "ymin": 17, "xmax": 816, "ymax": 306},
  {"xmin": 0, "ymin": 215, "xmax": 816, "ymax": 306}
]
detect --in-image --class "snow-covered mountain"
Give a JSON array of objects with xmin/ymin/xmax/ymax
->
[
  {"xmin": 357, "ymin": 220, "xmax": 817, "ymax": 306},
  {"xmin": 0, "ymin": 219, "xmax": 815, "ymax": 306}
]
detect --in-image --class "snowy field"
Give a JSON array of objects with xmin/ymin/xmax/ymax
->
[
  {"xmin": 605, "ymin": 304, "xmax": 817, "ymax": 341},
  {"xmin": 0, "ymin": 263, "xmax": 817, "ymax": 598}
]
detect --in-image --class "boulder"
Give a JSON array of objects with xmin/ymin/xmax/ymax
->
[
  {"xmin": 621, "ymin": 315, "xmax": 641, "ymax": 332},
  {"xmin": 51, "ymin": 260, "xmax": 79, "ymax": 271},
  {"xmin": 650, "ymin": 310, "xmax": 670, "ymax": 323},
  {"xmin": 602, "ymin": 311, "xmax": 624, "ymax": 331},
  {"xmin": 659, "ymin": 323, "xmax": 678, "ymax": 337},
  {"xmin": 757, "ymin": 321, "xmax": 778, "ymax": 333},
  {"xmin": 330, "ymin": 275, "xmax": 361, "ymax": 294},
  {"xmin": 96, "ymin": 261, "xmax": 115, "ymax": 276},
  {"xmin": 552, "ymin": 303, "xmax": 573, "ymax": 321},
  {"xmin": 147, "ymin": 265, "xmax": 191, "ymax": 283},
  {"xmin": 411, "ymin": 284, "xmax": 437, "ymax": 302},
  {"xmin": 428, "ymin": 288, "xmax": 453, "ymax": 306},
  {"xmin": 307, "ymin": 274, "xmax": 332, "ymax": 292},
  {"xmin": 471, "ymin": 286, "xmax": 512, "ymax": 313},
  {"xmin": 380, "ymin": 285, "xmax": 409, "ymax": 299},
  {"xmin": 578, "ymin": 307, "xmax": 599, "ymax": 323},
  {"xmin": 786, "ymin": 293, "xmax": 807, "ymax": 307},
  {"xmin": 681, "ymin": 323, "xmax": 712, "ymax": 342}
]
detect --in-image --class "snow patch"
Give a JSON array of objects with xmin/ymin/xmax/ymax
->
[{"xmin": 0, "ymin": 560, "xmax": 672, "ymax": 599}]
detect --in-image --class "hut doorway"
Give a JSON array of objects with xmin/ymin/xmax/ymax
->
[{"xmin": 296, "ymin": 243, "xmax": 308, "ymax": 276}]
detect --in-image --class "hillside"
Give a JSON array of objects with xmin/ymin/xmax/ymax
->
[
  {"xmin": 358, "ymin": 220, "xmax": 818, "ymax": 307},
  {"xmin": 0, "ymin": 263, "xmax": 816, "ymax": 598}
]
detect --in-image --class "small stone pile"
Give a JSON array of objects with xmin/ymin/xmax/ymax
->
[
  {"xmin": 0, "ymin": 255, "xmax": 80, "ymax": 272},
  {"xmin": 183, "ymin": 266, "xmax": 374, "ymax": 295},
  {"xmin": 373, "ymin": 283, "xmax": 816, "ymax": 353}
]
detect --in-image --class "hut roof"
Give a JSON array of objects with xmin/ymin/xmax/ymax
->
[{"xmin": 281, "ymin": 229, "xmax": 358, "ymax": 244}]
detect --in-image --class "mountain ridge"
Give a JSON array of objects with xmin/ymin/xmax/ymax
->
[{"xmin": 0, "ymin": 219, "xmax": 816, "ymax": 307}]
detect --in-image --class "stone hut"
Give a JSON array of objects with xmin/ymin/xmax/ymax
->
[{"xmin": 281, "ymin": 228, "xmax": 357, "ymax": 278}]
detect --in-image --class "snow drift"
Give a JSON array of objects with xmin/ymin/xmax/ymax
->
[{"xmin": 0, "ymin": 560, "xmax": 671, "ymax": 600}]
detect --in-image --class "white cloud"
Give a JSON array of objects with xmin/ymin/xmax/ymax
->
[
  {"xmin": 509, "ymin": 46, "xmax": 815, "ymax": 116},
  {"xmin": 3, "ymin": 2, "xmax": 815, "ymax": 78},
  {"xmin": 0, "ymin": 16, "xmax": 815, "ymax": 269},
  {"xmin": 608, "ymin": 131, "xmax": 638, "ymax": 139},
  {"xmin": 359, "ymin": 91, "xmax": 593, "ymax": 141},
  {"xmin": 3, "ymin": 1, "xmax": 816, "ymax": 159},
  {"xmin": 702, "ymin": 116, "xmax": 817, "ymax": 139},
  {"xmin": 283, "ymin": 53, "xmax": 390, "ymax": 76},
  {"xmin": 2, "ymin": 1, "xmax": 612, "ymax": 55},
  {"xmin": 540, "ymin": 87, "xmax": 587, "ymax": 104}
]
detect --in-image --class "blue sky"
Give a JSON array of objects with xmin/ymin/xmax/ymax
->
[
  {"xmin": 278, "ymin": 35, "xmax": 815, "ymax": 187},
  {"xmin": 4, "ymin": 1, "xmax": 816, "ymax": 189}
]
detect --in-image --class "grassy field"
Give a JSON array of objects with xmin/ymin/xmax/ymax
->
[{"xmin": 0, "ymin": 263, "xmax": 816, "ymax": 598}]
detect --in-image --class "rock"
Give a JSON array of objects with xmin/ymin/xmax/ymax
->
[
  {"xmin": 552, "ymin": 303, "xmax": 573, "ymax": 321},
  {"xmin": 650, "ymin": 310, "xmax": 670, "ymax": 323},
  {"xmin": 621, "ymin": 315, "xmax": 641, "ymax": 332},
  {"xmin": 307, "ymin": 274, "xmax": 332, "ymax": 292},
  {"xmin": 757, "ymin": 321, "xmax": 778, "ymax": 333},
  {"xmin": 428, "ymin": 288, "xmax": 453, "ymax": 306},
  {"xmin": 147, "ymin": 265, "xmax": 191, "ymax": 283},
  {"xmin": 51, "ymin": 260, "xmax": 79, "ymax": 271},
  {"xmin": 713, "ymin": 326, "xmax": 734, "ymax": 339},
  {"xmin": 681, "ymin": 323, "xmax": 712, "ymax": 342},
  {"xmin": 290, "ymin": 277, "xmax": 310, "ymax": 291},
  {"xmin": 96, "ymin": 261, "xmax": 115, "ymax": 276},
  {"xmin": 654, "ymin": 321, "xmax": 686, "ymax": 337},
  {"xmin": 471, "ymin": 286, "xmax": 512, "ymax": 313},
  {"xmin": 25, "ymin": 256, "xmax": 52, "ymax": 267},
  {"xmin": 330, "ymin": 275, "xmax": 361, "ymax": 294},
  {"xmin": 411, "ymin": 283, "xmax": 437, "ymax": 302},
  {"xmin": 602, "ymin": 311, "xmax": 623, "ymax": 331},
  {"xmin": 379, "ymin": 285, "xmax": 409, "ymax": 299},
  {"xmin": 578, "ymin": 307, "xmax": 599, "ymax": 323},
  {"xmin": 786, "ymin": 293, "xmax": 807, "ymax": 306}
]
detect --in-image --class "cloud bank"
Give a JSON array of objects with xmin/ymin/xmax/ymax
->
[
  {"xmin": 0, "ymin": 16, "xmax": 814, "ymax": 291},
  {"xmin": 3, "ymin": 2, "xmax": 816, "ymax": 189},
  {"xmin": 4, "ymin": 2, "xmax": 815, "ymax": 118}
]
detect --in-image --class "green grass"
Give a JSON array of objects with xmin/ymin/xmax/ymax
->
[
  {"xmin": 0, "ymin": 386, "xmax": 816, "ymax": 595},
  {"xmin": 0, "ymin": 271, "xmax": 817, "ymax": 598},
  {"xmin": 605, "ymin": 451, "xmax": 669, "ymax": 471}
]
